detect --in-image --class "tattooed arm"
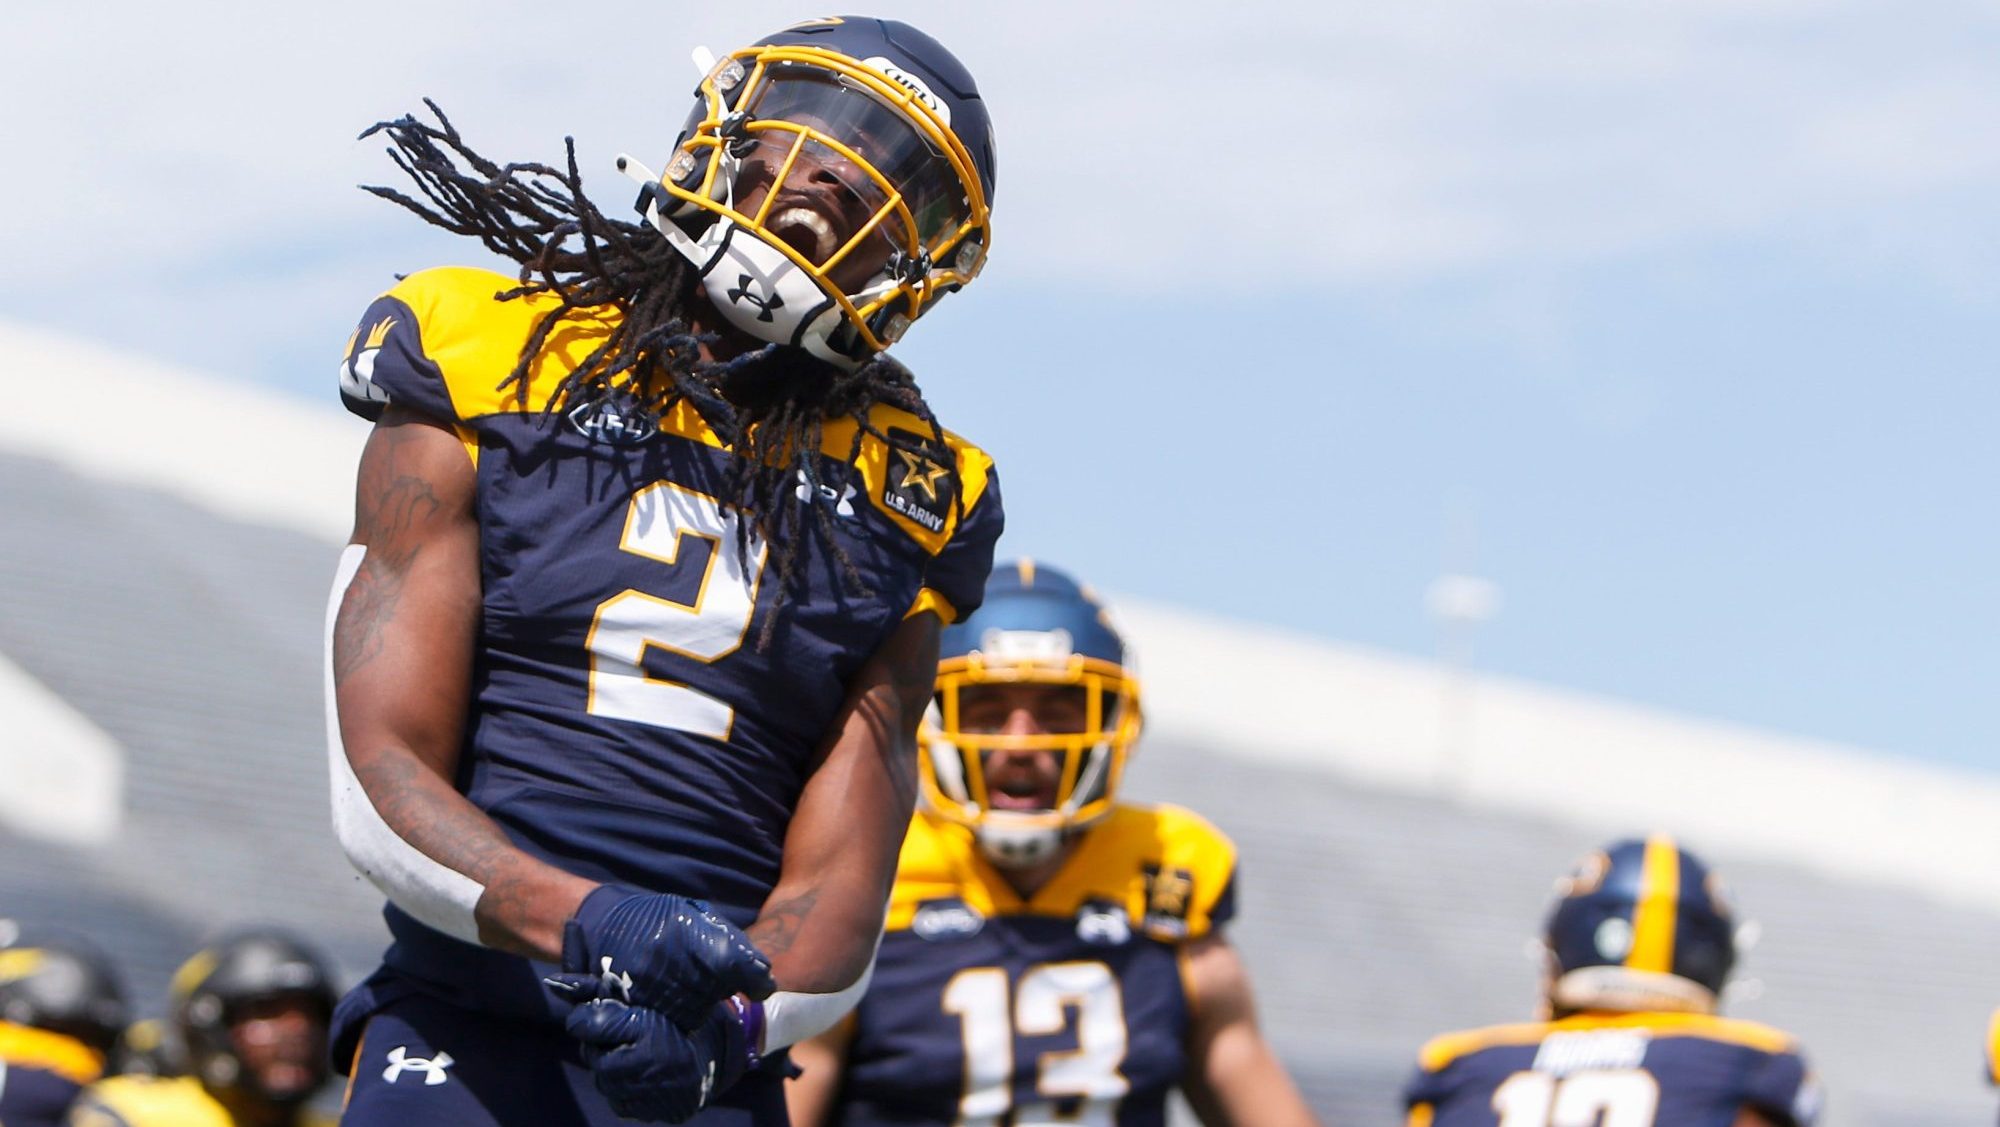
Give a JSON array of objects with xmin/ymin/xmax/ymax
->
[
  {"xmin": 333, "ymin": 405, "xmax": 596, "ymax": 960},
  {"xmin": 745, "ymin": 610, "xmax": 935, "ymax": 995}
]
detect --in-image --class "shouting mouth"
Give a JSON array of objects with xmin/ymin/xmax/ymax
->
[{"xmin": 769, "ymin": 205, "xmax": 839, "ymax": 261}]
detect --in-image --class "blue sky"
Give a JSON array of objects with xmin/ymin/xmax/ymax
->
[{"xmin": 6, "ymin": 1, "xmax": 1998, "ymax": 768}]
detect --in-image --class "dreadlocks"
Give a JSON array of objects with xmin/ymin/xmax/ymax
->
[{"xmin": 359, "ymin": 100, "xmax": 955, "ymax": 636}]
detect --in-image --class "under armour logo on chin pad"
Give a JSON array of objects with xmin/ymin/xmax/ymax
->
[
  {"xmin": 726, "ymin": 274, "xmax": 784, "ymax": 322},
  {"xmin": 383, "ymin": 1045, "xmax": 455, "ymax": 1086}
]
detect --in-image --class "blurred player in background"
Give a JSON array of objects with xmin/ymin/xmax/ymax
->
[
  {"xmin": 786, "ymin": 562, "xmax": 1319, "ymax": 1127},
  {"xmin": 0, "ymin": 930, "xmax": 127, "ymax": 1126},
  {"xmin": 68, "ymin": 929, "xmax": 337, "ymax": 1127},
  {"xmin": 1404, "ymin": 836, "xmax": 1820, "ymax": 1127},
  {"xmin": 326, "ymin": 14, "xmax": 1002, "ymax": 1126}
]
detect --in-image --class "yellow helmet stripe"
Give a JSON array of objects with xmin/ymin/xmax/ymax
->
[
  {"xmin": 0, "ymin": 1020, "xmax": 105, "ymax": 1085},
  {"xmin": 1018, "ymin": 558, "xmax": 1036, "ymax": 587},
  {"xmin": 1627, "ymin": 834, "xmax": 1682, "ymax": 974}
]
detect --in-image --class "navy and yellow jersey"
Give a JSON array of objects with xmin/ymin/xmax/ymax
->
[
  {"xmin": 332, "ymin": 267, "xmax": 1003, "ymax": 1022},
  {"xmin": 65, "ymin": 1075, "xmax": 334, "ymax": 1127},
  {"xmin": 0, "ymin": 1021, "xmax": 104, "ymax": 1127},
  {"xmin": 1404, "ymin": 1012, "xmax": 1820, "ymax": 1127},
  {"xmin": 832, "ymin": 805, "xmax": 1237, "ymax": 1127}
]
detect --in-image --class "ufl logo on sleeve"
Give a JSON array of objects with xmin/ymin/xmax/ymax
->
[
  {"xmin": 1141, "ymin": 864, "xmax": 1195, "ymax": 939},
  {"xmin": 882, "ymin": 428, "xmax": 955, "ymax": 533}
]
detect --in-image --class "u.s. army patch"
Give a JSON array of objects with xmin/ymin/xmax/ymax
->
[{"xmin": 882, "ymin": 428, "xmax": 955, "ymax": 532}]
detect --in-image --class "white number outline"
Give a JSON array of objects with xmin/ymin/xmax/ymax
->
[
  {"xmin": 584, "ymin": 482, "xmax": 768, "ymax": 738},
  {"xmin": 940, "ymin": 961, "xmax": 1129, "ymax": 1127}
]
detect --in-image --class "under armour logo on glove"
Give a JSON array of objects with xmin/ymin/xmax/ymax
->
[
  {"xmin": 551, "ymin": 886, "xmax": 774, "ymax": 1031},
  {"xmin": 726, "ymin": 274, "xmax": 784, "ymax": 322},
  {"xmin": 599, "ymin": 956, "xmax": 635, "ymax": 1003},
  {"xmin": 382, "ymin": 1045, "xmax": 455, "ymax": 1086}
]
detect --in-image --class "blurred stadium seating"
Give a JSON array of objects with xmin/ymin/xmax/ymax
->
[{"xmin": 2, "ymin": 324, "xmax": 1996, "ymax": 1125}]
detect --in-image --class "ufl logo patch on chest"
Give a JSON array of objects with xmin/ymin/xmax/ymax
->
[
  {"xmin": 882, "ymin": 428, "xmax": 955, "ymax": 532},
  {"xmin": 911, "ymin": 898, "xmax": 984, "ymax": 941},
  {"xmin": 567, "ymin": 391, "xmax": 658, "ymax": 447}
]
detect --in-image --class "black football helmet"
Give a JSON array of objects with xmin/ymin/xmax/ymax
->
[
  {"xmin": 1543, "ymin": 835, "xmax": 1737, "ymax": 1015},
  {"xmin": 170, "ymin": 929, "xmax": 336, "ymax": 1103},
  {"xmin": 0, "ymin": 932, "xmax": 127, "ymax": 1055}
]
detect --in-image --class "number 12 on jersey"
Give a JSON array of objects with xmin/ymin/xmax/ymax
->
[{"xmin": 941, "ymin": 961, "xmax": 1130, "ymax": 1127}]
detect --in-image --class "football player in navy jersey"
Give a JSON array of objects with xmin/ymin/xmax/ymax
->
[
  {"xmin": 785, "ymin": 562, "xmax": 1319, "ymax": 1127},
  {"xmin": 326, "ymin": 16, "xmax": 1002, "ymax": 1127},
  {"xmin": 0, "ymin": 932, "xmax": 126, "ymax": 1127},
  {"xmin": 1404, "ymin": 837, "xmax": 1820, "ymax": 1127}
]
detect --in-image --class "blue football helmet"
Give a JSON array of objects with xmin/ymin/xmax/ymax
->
[
  {"xmin": 1543, "ymin": 836, "xmax": 1737, "ymax": 1016},
  {"xmin": 0, "ymin": 931, "xmax": 128, "ymax": 1055},
  {"xmin": 622, "ymin": 16, "xmax": 996, "ymax": 368},
  {"xmin": 922, "ymin": 561, "xmax": 1142, "ymax": 867}
]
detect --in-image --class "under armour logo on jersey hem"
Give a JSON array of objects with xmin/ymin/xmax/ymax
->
[
  {"xmin": 383, "ymin": 1045, "xmax": 455, "ymax": 1085},
  {"xmin": 727, "ymin": 274, "xmax": 785, "ymax": 321}
]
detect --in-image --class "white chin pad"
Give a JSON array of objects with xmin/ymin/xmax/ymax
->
[
  {"xmin": 693, "ymin": 221, "xmax": 857, "ymax": 367},
  {"xmin": 976, "ymin": 816, "xmax": 1065, "ymax": 869}
]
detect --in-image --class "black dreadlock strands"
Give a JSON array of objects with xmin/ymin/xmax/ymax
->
[{"xmin": 364, "ymin": 100, "xmax": 962, "ymax": 642}]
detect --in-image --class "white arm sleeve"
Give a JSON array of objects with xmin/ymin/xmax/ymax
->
[
  {"xmin": 325, "ymin": 544, "xmax": 486, "ymax": 944},
  {"xmin": 762, "ymin": 953, "xmax": 876, "ymax": 1051}
]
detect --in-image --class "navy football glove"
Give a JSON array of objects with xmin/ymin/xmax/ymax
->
[
  {"xmin": 552, "ymin": 886, "xmax": 774, "ymax": 1029},
  {"xmin": 567, "ymin": 998, "xmax": 751, "ymax": 1124}
]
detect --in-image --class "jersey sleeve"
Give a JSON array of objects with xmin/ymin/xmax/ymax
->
[
  {"xmin": 1401, "ymin": 1054, "xmax": 1449, "ymax": 1114},
  {"xmin": 337, "ymin": 287, "xmax": 457, "ymax": 423},
  {"xmin": 918, "ymin": 462, "xmax": 1002, "ymax": 623},
  {"xmin": 1148, "ymin": 805, "xmax": 1238, "ymax": 942},
  {"xmin": 1742, "ymin": 1047, "xmax": 1820, "ymax": 1127}
]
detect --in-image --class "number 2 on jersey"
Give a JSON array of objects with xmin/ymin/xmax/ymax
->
[
  {"xmin": 941, "ymin": 961, "xmax": 1129, "ymax": 1127},
  {"xmin": 586, "ymin": 482, "xmax": 767, "ymax": 739}
]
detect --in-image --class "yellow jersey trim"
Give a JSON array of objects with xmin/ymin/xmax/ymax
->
[
  {"xmin": 904, "ymin": 587, "xmax": 959, "ymax": 622},
  {"xmin": 1406, "ymin": 1102, "xmax": 1435, "ymax": 1127},
  {"xmin": 1628, "ymin": 833, "xmax": 1681, "ymax": 975},
  {"xmin": 0, "ymin": 1019, "xmax": 104, "ymax": 1085},
  {"xmin": 887, "ymin": 805, "xmax": 1236, "ymax": 940},
  {"xmin": 1418, "ymin": 1012, "xmax": 1798, "ymax": 1073}
]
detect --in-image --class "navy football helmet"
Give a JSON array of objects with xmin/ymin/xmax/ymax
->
[
  {"xmin": 1543, "ymin": 836, "xmax": 1737, "ymax": 1016},
  {"xmin": 922, "ymin": 561, "xmax": 1142, "ymax": 867},
  {"xmin": 0, "ymin": 931, "xmax": 127, "ymax": 1055},
  {"xmin": 171, "ymin": 929, "xmax": 336, "ymax": 1104},
  {"xmin": 622, "ymin": 15, "xmax": 996, "ymax": 367}
]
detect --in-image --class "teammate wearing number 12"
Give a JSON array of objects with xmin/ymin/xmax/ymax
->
[
  {"xmin": 327, "ymin": 16, "xmax": 1001, "ymax": 1126},
  {"xmin": 785, "ymin": 562, "xmax": 1319, "ymax": 1127},
  {"xmin": 1404, "ymin": 837, "xmax": 1820, "ymax": 1127}
]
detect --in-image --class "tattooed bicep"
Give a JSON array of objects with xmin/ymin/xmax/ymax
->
[{"xmin": 351, "ymin": 407, "xmax": 474, "ymax": 548}]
